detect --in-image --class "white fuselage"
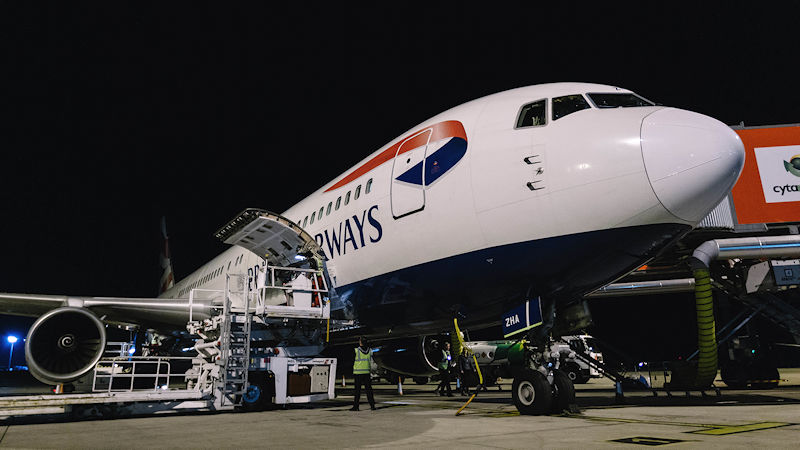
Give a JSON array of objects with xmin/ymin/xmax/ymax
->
[{"xmin": 161, "ymin": 83, "xmax": 744, "ymax": 335}]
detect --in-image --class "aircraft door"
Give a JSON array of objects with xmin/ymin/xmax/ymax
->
[{"xmin": 390, "ymin": 129, "xmax": 432, "ymax": 218}]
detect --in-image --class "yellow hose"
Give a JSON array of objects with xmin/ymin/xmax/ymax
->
[
  {"xmin": 693, "ymin": 267, "xmax": 718, "ymax": 387},
  {"xmin": 454, "ymin": 318, "xmax": 483, "ymax": 416}
]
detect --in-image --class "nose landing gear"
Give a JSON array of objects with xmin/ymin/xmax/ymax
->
[{"xmin": 509, "ymin": 340, "xmax": 578, "ymax": 415}]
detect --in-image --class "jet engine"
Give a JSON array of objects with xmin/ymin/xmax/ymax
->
[
  {"xmin": 25, "ymin": 307, "xmax": 107, "ymax": 385},
  {"xmin": 372, "ymin": 336, "xmax": 442, "ymax": 376}
]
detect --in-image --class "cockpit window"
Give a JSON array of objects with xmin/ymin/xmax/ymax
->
[
  {"xmin": 515, "ymin": 99, "xmax": 546, "ymax": 128},
  {"xmin": 552, "ymin": 94, "xmax": 591, "ymax": 121},
  {"xmin": 587, "ymin": 93, "xmax": 654, "ymax": 108}
]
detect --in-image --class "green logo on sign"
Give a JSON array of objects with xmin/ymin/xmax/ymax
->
[{"xmin": 784, "ymin": 154, "xmax": 800, "ymax": 177}]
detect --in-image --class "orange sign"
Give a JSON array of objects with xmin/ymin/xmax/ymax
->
[{"xmin": 731, "ymin": 126, "xmax": 800, "ymax": 224}]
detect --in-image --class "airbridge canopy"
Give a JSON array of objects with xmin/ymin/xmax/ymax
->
[{"xmin": 214, "ymin": 209, "xmax": 322, "ymax": 266}]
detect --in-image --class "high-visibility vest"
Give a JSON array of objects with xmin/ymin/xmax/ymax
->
[
  {"xmin": 353, "ymin": 347, "xmax": 371, "ymax": 375},
  {"xmin": 439, "ymin": 350, "xmax": 451, "ymax": 370}
]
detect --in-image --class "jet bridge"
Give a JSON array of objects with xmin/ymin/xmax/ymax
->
[{"xmin": 0, "ymin": 210, "xmax": 338, "ymax": 421}]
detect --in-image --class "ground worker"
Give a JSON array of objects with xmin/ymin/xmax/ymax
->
[
  {"xmin": 434, "ymin": 341, "xmax": 453, "ymax": 396},
  {"xmin": 351, "ymin": 337, "xmax": 376, "ymax": 411},
  {"xmin": 457, "ymin": 348, "xmax": 473, "ymax": 396}
]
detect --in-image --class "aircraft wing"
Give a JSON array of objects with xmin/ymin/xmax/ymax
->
[
  {"xmin": 0, "ymin": 292, "xmax": 214, "ymax": 328},
  {"xmin": 0, "ymin": 208, "xmax": 324, "ymax": 386},
  {"xmin": 1, "ymin": 210, "xmax": 320, "ymax": 329}
]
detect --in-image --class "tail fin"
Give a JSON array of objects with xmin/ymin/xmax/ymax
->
[{"xmin": 159, "ymin": 217, "xmax": 175, "ymax": 295}]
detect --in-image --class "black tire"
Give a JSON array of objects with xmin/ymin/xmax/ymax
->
[
  {"xmin": 550, "ymin": 369, "xmax": 576, "ymax": 414},
  {"xmin": 413, "ymin": 376, "xmax": 429, "ymax": 385},
  {"xmin": 721, "ymin": 363, "xmax": 748, "ymax": 389},
  {"xmin": 242, "ymin": 383, "xmax": 266, "ymax": 411},
  {"xmin": 750, "ymin": 365, "xmax": 780, "ymax": 389},
  {"xmin": 242, "ymin": 372, "xmax": 275, "ymax": 411},
  {"xmin": 512, "ymin": 369, "xmax": 552, "ymax": 415},
  {"xmin": 564, "ymin": 362, "xmax": 590, "ymax": 384}
]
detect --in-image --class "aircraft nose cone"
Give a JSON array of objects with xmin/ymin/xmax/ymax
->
[{"xmin": 641, "ymin": 108, "xmax": 745, "ymax": 223}]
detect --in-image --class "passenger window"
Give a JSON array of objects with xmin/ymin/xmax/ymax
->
[
  {"xmin": 366, "ymin": 178, "xmax": 372, "ymax": 194},
  {"xmin": 303, "ymin": 216, "xmax": 308, "ymax": 227},
  {"xmin": 345, "ymin": 191, "xmax": 351, "ymax": 205},
  {"xmin": 515, "ymin": 99, "xmax": 546, "ymax": 128},
  {"xmin": 318, "ymin": 207, "xmax": 324, "ymax": 219},
  {"xmin": 552, "ymin": 94, "xmax": 591, "ymax": 120},
  {"xmin": 335, "ymin": 197, "xmax": 341, "ymax": 210},
  {"xmin": 355, "ymin": 185, "xmax": 361, "ymax": 200},
  {"xmin": 326, "ymin": 202, "xmax": 332, "ymax": 215},
  {"xmin": 310, "ymin": 211, "xmax": 315, "ymax": 224}
]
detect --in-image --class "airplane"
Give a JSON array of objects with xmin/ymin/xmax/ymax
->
[{"xmin": 0, "ymin": 82, "xmax": 745, "ymax": 413}]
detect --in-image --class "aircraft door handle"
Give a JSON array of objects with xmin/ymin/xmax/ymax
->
[{"xmin": 526, "ymin": 181, "xmax": 544, "ymax": 191}]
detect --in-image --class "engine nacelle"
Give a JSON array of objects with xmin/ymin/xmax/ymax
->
[
  {"xmin": 372, "ymin": 336, "xmax": 443, "ymax": 377},
  {"xmin": 25, "ymin": 307, "xmax": 106, "ymax": 385}
]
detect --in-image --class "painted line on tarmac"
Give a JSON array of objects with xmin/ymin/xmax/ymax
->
[
  {"xmin": 690, "ymin": 422, "xmax": 794, "ymax": 435},
  {"xmin": 610, "ymin": 436, "xmax": 689, "ymax": 446},
  {"xmin": 579, "ymin": 414, "xmax": 727, "ymax": 430},
  {"xmin": 580, "ymin": 414, "xmax": 797, "ymax": 436}
]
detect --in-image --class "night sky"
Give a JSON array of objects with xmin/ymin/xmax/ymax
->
[{"xmin": 1, "ymin": 3, "xmax": 799, "ymax": 350}]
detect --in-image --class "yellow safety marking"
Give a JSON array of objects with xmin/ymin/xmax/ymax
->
[
  {"xmin": 692, "ymin": 422, "xmax": 793, "ymax": 435},
  {"xmin": 580, "ymin": 415, "xmax": 796, "ymax": 436}
]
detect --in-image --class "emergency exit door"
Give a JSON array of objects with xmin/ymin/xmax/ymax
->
[{"xmin": 390, "ymin": 129, "xmax": 431, "ymax": 218}]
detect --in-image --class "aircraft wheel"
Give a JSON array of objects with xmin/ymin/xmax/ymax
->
[
  {"xmin": 550, "ymin": 369, "xmax": 576, "ymax": 414},
  {"xmin": 564, "ymin": 362, "xmax": 590, "ymax": 384},
  {"xmin": 512, "ymin": 369, "xmax": 552, "ymax": 415}
]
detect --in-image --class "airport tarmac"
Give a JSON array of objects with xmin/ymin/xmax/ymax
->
[{"xmin": 1, "ymin": 370, "xmax": 800, "ymax": 448}]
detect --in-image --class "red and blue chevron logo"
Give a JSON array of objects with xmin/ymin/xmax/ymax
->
[{"xmin": 325, "ymin": 120, "xmax": 467, "ymax": 192}]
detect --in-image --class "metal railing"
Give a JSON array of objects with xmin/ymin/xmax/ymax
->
[
  {"xmin": 103, "ymin": 341, "xmax": 135, "ymax": 358},
  {"xmin": 92, "ymin": 356, "xmax": 198, "ymax": 393},
  {"xmin": 187, "ymin": 266, "xmax": 330, "ymax": 321},
  {"xmin": 263, "ymin": 266, "xmax": 328, "ymax": 293}
]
